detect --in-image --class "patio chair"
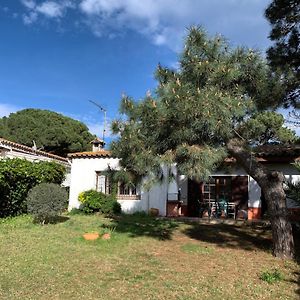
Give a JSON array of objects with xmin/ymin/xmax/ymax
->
[
  {"xmin": 217, "ymin": 198, "xmax": 227, "ymax": 218},
  {"xmin": 227, "ymin": 202, "xmax": 236, "ymax": 219}
]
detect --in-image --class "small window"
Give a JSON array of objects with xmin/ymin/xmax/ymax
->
[
  {"xmin": 119, "ymin": 182, "xmax": 130, "ymax": 195},
  {"xmin": 96, "ymin": 173, "xmax": 139, "ymax": 199},
  {"xmin": 118, "ymin": 182, "xmax": 137, "ymax": 196},
  {"xmin": 118, "ymin": 182, "xmax": 139, "ymax": 200}
]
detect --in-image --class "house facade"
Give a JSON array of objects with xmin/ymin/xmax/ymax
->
[
  {"xmin": 68, "ymin": 141, "xmax": 300, "ymax": 220},
  {"xmin": 68, "ymin": 139, "xmax": 178, "ymax": 215}
]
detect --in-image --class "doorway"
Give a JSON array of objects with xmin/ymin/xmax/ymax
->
[{"xmin": 187, "ymin": 176, "xmax": 248, "ymax": 218}]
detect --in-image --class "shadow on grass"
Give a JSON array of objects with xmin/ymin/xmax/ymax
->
[
  {"xmin": 33, "ymin": 215, "xmax": 70, "ymax": 225},
  {"xmin": 294, "ymin": 268, "xmax": 300, "ymax": 298},
  {"xmin": 107, "ymin": 213, "xmax": 179, "ymax": 240},
  {"xmin": 181, "ymin": 222, "xmax": 273, "ymax": 252}
]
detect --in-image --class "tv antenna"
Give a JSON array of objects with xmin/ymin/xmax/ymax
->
[{"xmin": 89, "ymin": 100, "xmax": 107, "ymax": 142}]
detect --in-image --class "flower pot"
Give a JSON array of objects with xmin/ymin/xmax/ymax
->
[
  {"xmin": 149, "ymin": 208, "xmax": 159, "ymax": 216},
  {"xmin": 102, "ymin": 233, "xmax": 111, "ymax": 240},
  {"xmin": 83, "ymin": 232, "xmax": 99, "ymax": 241}
]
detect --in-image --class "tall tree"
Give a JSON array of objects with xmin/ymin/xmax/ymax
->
[
  {"xmin": 0, "ymin": 109, "xmax": 95, "ymax": 157},
  {"xmin": 112, "ymin": 28, "xmax": 296, "ymax": 259},
  {"xmin": 265, "ymin": 0, "xmax": 300, "ymax": 108}
]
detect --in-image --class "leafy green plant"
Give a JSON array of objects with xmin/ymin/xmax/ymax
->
[
  {"xmin": 0, "ymin": 158, "xmax": 66, "ymax": 217},
  {"xmin": 27, "ymin": 183, "xmax": 68, "ymax": 224},
  {"xmin": 78, "ymin": 189, "xmax": 121, "ymax": 215},
  {"xmin": 260, "ymin": 269, "xmax": 283, "ymax": 283},
  {"xmin": 68, "ymin": 208, "xmax": 83, "ymax": 215}
]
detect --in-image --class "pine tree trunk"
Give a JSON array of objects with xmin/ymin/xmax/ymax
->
[
  {"xmin": 259, "ymin": 173, "xmax": 294, "ymax": 258},
  {"xmin": 227, "ymin": 138, "xmax": 294, "ymax": 259}
]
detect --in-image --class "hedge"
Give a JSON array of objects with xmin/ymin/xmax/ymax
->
[{"xmin": 0, "ymin": 158, "xmax": 66, "ymax": 217}]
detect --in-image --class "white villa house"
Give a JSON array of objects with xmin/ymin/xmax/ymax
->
[{"xmin": 68, "ymin": 139, "xmax": 300, "ymax": 220}]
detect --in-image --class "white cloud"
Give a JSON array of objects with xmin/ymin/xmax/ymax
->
[
  {"xmin": 62, "ymin": 110, "xmax": 112, "ymax": 138},
  {"xmin": 86, "ymin": 116, "xmax": 112, "ymax": 139},
  {"xmin": 87, "ymin": 122, "xmax": 104, "ymax": 136},
  {"xmin": 0, "ymin": 103, "xmax": 21, "ymax": 118},
  {"xmin": 36, "ymin": 1, "xmax": 65, "ymax": 18},
  {"xmin": 21, "ymin": 0, "xmax": 36, "ymax": 10},
  {"xmin": 23, "ymin": 11, "xmax": 38, "ymax": 24},
  {"xmin": 21, "ymin": 0, "xmax": 75, "ymax": 24},
  {"xmin": 78, "ymin": 0, "xmax": 270, "ymax": 50},
  {"xmin": 19, "ymin": 0, "xmax": 270, "ymax": 50}
]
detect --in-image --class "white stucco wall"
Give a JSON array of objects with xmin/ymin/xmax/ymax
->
[
  {"xmin": 143, "ymin": 183, "xmax": 167, "ymax": 215},
  {"xmin": 68, "ymin": 157, "xmax": 173, "ymax": 215},
  {"xmin": 68, "ymin": 157, "xmax": 119, "ymax": 210}
]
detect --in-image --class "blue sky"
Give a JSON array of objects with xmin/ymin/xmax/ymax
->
[{"xmin": 0, "ymin": 0, "xmax": 274, "ymax": 139}]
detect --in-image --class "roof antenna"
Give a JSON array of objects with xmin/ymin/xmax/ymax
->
[
  {"xmin": 32, "ymin": 140, "xmax": 37, "ymax": 151},
  {"xmin": 88, "ymin": 100, "xmax": 107, "ymax": 143}
]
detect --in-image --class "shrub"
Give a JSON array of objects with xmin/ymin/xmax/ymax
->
[
  {"xmin": 0, "ymin": 158, "xmax": 66, "ymax": 217},
  {"xmin": 79, "ymin": 190, "xmax": 121, "ymax": 215},
  {"xmin": 27, "ymin": 183, "xmax": 68, "ymax": 224},
  {"xmin": 68, "ymin": 208, "xmax": 82, "ymax": 215}
]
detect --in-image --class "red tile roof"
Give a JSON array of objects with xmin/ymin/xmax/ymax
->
[
  {"xmin": 67, "ymin": 150, "xmax": 112, "ymax": 159},
  {"xmin": 255, "ymin": 144, "xmax": 300, "ymax": 157},
  {"xmin": 225, "ymin": 144, "xmax": 300, "ymax": 164}
]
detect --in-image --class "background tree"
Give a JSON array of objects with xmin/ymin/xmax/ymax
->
[
  {"xmin": 0, "ymin": 109, "xmax": 95, "ymax": 157},
  {"xmin": 111, "ymin": 27, "xmax": 296, "ymax": 259},
  {"xmin": 265, "ymin": 0, "xmax": 300, "ymax": 108}
]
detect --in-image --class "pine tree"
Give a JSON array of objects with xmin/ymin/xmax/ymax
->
[
  {"xmin": 265, "ymin": 0, "xmax": 300, "ymax": 108},
  {"xmin": 0, "ymin": 109, "xmax": 95, "ymax": 157},
  {"xmin": 111, "ymin": 27, "xmax": 296, "ymax": 259}
]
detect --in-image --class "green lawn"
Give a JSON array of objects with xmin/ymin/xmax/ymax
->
[{"xmin": 0, "ymin": 214, "xmax": 299, "ymax": 300}]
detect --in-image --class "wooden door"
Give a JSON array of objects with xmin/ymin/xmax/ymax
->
[{"xmin": 187, "ymin": 180, "xmax": 202, "ymax": 217}]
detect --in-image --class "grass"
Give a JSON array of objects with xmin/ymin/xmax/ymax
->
[
  {"xmin": 0, "ymin": 214, "xmax": 299, "ymax": 300},
  {"xmin": 181, "ymin": 243, "xmax": 214, "ymax": 254},
  {"xmin": 260, "ymin": 269, "xmax": 284, "ymax": 284}
]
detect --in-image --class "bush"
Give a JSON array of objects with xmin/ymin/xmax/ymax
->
[
  {"xmin": 0, "ymin": 158, "xmax": 66, "ymax": 218},
  {"xmin": 79, "ymin": 190, "xmax": 121, "ymax": 215},
  {"xmin": 27, "ymin": 183, "xmax": 68, "ymax": 224}
]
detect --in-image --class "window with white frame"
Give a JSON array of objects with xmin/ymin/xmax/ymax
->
[{"xmin": 96, "ymin": 172, "xmax": 111, "ymax": 194}]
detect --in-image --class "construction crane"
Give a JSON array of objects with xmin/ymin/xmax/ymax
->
[{"xmin": 88, "ymin": 100, "xmax": 107, "ymax": 143}]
